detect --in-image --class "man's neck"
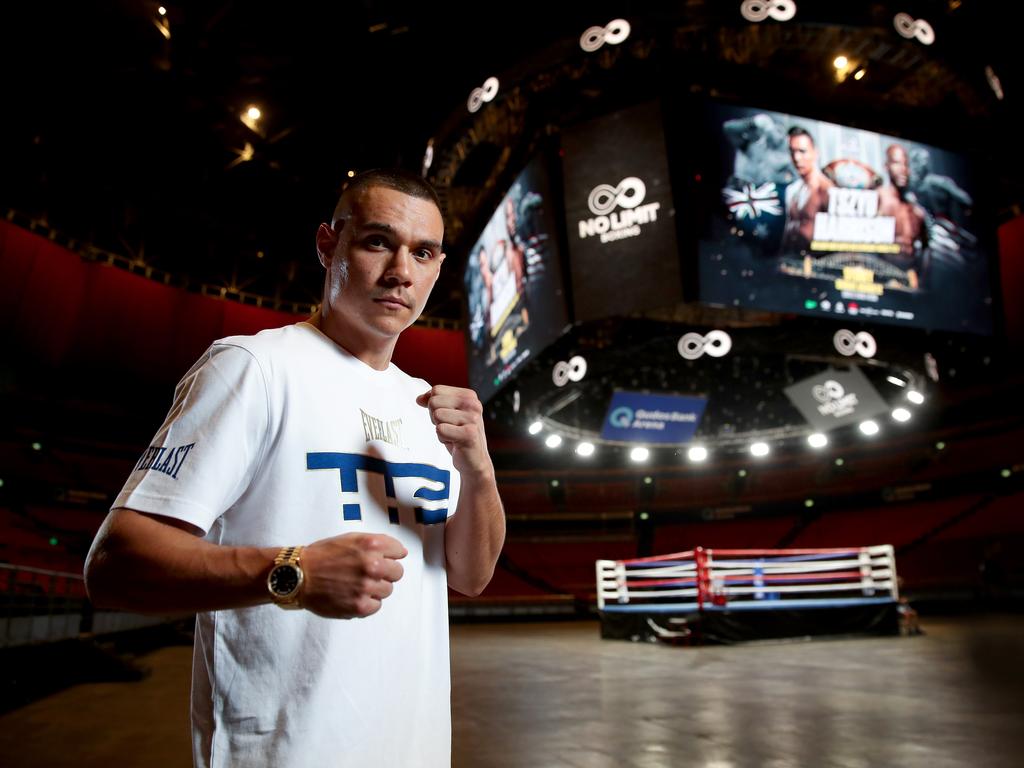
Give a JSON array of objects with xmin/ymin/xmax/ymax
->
[{"xmin": 310, "ymin": 310, "xmax": 396, "ymax": 371}]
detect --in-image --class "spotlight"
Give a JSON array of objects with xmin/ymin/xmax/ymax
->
[
  {"xmin": 892, "ymin": 408, "xmax": 912, "ymax": 423},
  {"xmin": 687, "ymin": 445, "xmax": 708, "ymax": 462},
  {"xmin": 853, "ymin": 68, "xmax": 866, "ymax": 80},
  {"xmin": 935, "ymin": 441, "xmax": 946, "ymax": 451},
  {"xmin": 158, "ymin": 6, "xmax": 167, "ymax": 15},
  {"xmin": 835, "ymin": 458, "xmax": 845, "ymax": 467},
  {"xmin": 576, "ymin": 442, "xmax": 595, "ymax": 457},
  {"xmin": 545, "ymin": 434, "xmax": 562, "ymax": 449},
  {"xmin": 31, "ymin": 442, "xmax": 42, "ymax": 451},
  {"xmin": 528, "ymin": 421, "xmax": 543, "ymax": 435},
  {"xmin": 859, "ymin": 420, "xmax": 880, "ymax": 436},
  {"xmin": 907, "ymin": 390, "xmax": 925, "ymax": 405},
  {"xmin": 750, "ymin": 442, "xmax": 770, "ymax": 457},
  {"xmin": 738, "ymin": 469, "xmax": 748, "ymax": 477},
  {"xmin": 1001, "ymin": 468, "xmax": 1012, "ymax": 479},
  {"xmin": 246, "ymin": 106, "xmax": 261, "ymax": 121},
  {"xmin": 833, "ymin": 55, "xmax": 848, "ymax": 70},
  {"xmin": 347, "ymin": 170, "xmax": 356, "ymax": 178},
  {"xmin": 804, "ymin": 499, "xmax": 815, "ymax": 508},
  {"xmin": 886, "ymin": 376, "xmax": 906, "ymax": 387},
  {"xmin": 630, "ymin": 446, "xmax": 650, "ymax": 463},
  {"xmin": 807, "ymin": 433, "xmax": 828, "ymax": 449},
  {"xmin": 643, "ymin": 476, "xmax": 653, "ymax": 485}
]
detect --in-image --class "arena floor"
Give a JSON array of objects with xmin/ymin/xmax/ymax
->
[{"xmin": 2, "ymin": 615, "xmax": 1022, "ymax": 767}]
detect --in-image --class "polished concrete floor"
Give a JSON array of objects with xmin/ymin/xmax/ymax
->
[{"xmin": 2, "ymin": 615, "xmax": 1022, "ymax": 767}]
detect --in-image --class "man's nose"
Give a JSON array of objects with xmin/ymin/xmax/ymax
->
[{"xmin": 382, "ymin": 246, "xmax": 414, "ymax": 284}]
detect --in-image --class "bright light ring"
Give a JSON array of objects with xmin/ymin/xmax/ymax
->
[
  {"xmin": 552, "ymin": 355, "xmax": 588, "ymax": 387},
  {"xmin": 833, "ymin": 329, "xmax": 877, "ymax": 358},
  {"xmin": 893, "ymin": 13, "xmax": 935, "ymax": 45},
  {"xmin": 906, "ymin": 390, "xmax": 925, "ymax": 405},
  {"xmin": 587, "ymin": 177, "xmax": 646, "ymax": 216},
  {"xmin": 576, "ymin": 442, "xmax": 596, "ymax": 457},
  {"xmin": 545, "ymin": 434, "xmax": 563, "ymax": 448},
  {"xmin": 740, "ymin": 0, "xmax": 796, "ymax": 23},
  {"xmin": 467, "ymin": 76, "xmax": 500, "ymax": 113},
  {"xmin": 580, "ymin": 18, "xmax": 631, "ymax": 52},
  {"xmin": 750, "ymin": 442, "xmax": 770, "ymax": 457},
  {"xmin": 859, "ymin": 420, "xmax": 880, "ymax": 436},
  {"xmin": 528, "ymin": 420, "xmax": 543, "ymax": 435},
  {"xmin": 807, "ymin": 432, "xmax": 828, "ymax": 449},
  {"xmin": 687, "ymin": 445, "xmax": 708, "ymax": 462},
  {"xmin": 630, "ymin": 446, "xmax": 650, "ymax": 462},
  {"xmin": 678, "ymin": 330, "xmax": 732, "ymax": 360},
  {"xmin": 892, "ymin": 408, "xmax": 911, "ymax": 422}
]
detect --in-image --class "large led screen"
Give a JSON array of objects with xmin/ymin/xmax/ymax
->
[
  {"xmin": 464, "ymin": 155, "xmax": 569, "ymax": 402},
  {"xmin": 563, "ymin": 101, "xmax": 682, "ymax": 321},
  {"xmin": 698, "ymin": 103, "xmax": 993, "ymax": 334}
]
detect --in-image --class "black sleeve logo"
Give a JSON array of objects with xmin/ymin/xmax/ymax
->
[{"xmin": 134, "ymin": 442, "xmax": 196, "ymax": 480}]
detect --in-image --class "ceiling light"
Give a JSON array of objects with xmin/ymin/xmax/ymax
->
[
  {"xmin": 528, "ymin": 421, "xmax": 543, "ymax": 435},
  {"xmin": 545, "ymin": 434, "xmax": 562, "ymax": 449},
  {"xmin": 907, "ymin": 390, "xmax": 925, "ymax": 405},
  {"xmin": 246, "ymin": 106, "xmax": 261, "ymax": 121},
  {"xmin": 687, "ymin": 445, "xmax": 708, "ymax": 462},
  {"xmin": 630, "ymin": 446, "xmax": 650, "ymax": 463},
  {"xmin": 853, "ymin": 68, "xmax": 866, "ymax": 80},
  {"xmin": 886, "ymin": 376, "xmax": 906, "ymax": 387},
  {"xmin": 833, "ymin": 55, "xmax": 849, "ymax": 70},
  {"xmin": 892, "ymin": 408, "xmax": 912, "ymax": 422},
  {"xmin": 859, "ymin": 420, "xmax": 880, "ymax": 436},
  {"xmin": 158, "ymin": 6, "xmax": 167, "ymax": 15},
  {"xmin": 807, "ymin": 433, "xmax": 828, "ymax": 449},
  {"xmin": 576, "ymin": 442, "xmax": 595, "ymax": 457},
  {"xmin": 347, "ymin": 170, "xmax": 356, "ymax": 178},
  {"xmin": 750, "ymin": 442, "xmax": 770, "ymax": 457}
]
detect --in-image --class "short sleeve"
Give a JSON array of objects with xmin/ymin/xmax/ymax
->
[{"xmin": 112, "ymin": 343, "xmax": 270, "ymax": 534}]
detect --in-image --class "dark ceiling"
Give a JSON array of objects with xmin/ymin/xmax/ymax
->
[{"xmin": 2, "ymin": 1, "xmax": 1021, "ymax": 322}]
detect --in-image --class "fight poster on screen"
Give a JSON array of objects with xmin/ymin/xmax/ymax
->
[
  {"xmin": 464, "ymin": 155, "xmax": 569, "ymax": 402},
  {"xmin": 698, "ymin": 103, "xmax": 993, "ymax": 335}
]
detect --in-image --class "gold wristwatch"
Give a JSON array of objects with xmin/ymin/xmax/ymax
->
[{"xmin": 267, "ymin": 545, "xmax": 305, "ymax": 609}]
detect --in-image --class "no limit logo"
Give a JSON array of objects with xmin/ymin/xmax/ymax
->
[{"xmin": 578, "ymin": 176, "xmax": 661, "ymax": 244}]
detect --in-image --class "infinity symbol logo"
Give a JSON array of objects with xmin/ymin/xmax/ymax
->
[
  {"xmin": 740, "ymin": 0, "xmax": 797, "ymax": 23},
  {"xmin": 678, "ymin": 330, "xmax": 732, "ymax": 360},
  {"xmin": 833, "ymin": 329, "xmax": 877, "ymax": 358},
  {"xmin": 587, "ymin": 177, "xmax": 646, "ymax": 216},
  {"xmin": 467, "ymin": 77, "xmax": 500, "ymax": 113},
  {"xmin": 812, "ymin": 380, "xmax": 846, "ymax": 404},
  {"xmin": 893, "ymin": 13, "xmax": 935, "ymax": 45},
  {"xmin": 580, "ymin": 19, "xmax": 631, "ymax": 52},
  {"xmin": 553, "ymin": 356, "xmax": 588, "ymax": 387}
]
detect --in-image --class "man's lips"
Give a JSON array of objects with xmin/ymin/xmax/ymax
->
[{"xmin": 374, "ymin": 296, "xmax": 410, "ymax": 308}]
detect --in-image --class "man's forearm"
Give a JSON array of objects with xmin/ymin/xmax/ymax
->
[
  {"xmin": 85, "ymin": 508, "xmax": 276, "ymax": 614},
  {"xmin": 445, "ymin": 471, "xmax": 506, "ymax": 597}
]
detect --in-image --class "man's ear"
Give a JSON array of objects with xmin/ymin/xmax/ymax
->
[
  {"xmin": 315, "ymin": 222, "xmax": 339, "ymax": 268},
  {"xmin": 434, "ymin": 251, "xmax": 447, "ymax": 281}
]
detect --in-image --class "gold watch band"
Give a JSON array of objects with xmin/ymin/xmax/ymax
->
[{"xmin": 275, "ymin": 545, "xmax": 303, "ymax": 567}]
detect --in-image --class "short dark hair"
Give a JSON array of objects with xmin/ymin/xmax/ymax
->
[
  {"xmin": 332, "ymin": 169, "xmax": 442, "ymax": 224},
  {"xmin": 787, "ymin": 126, "xmax": 815, "ymax": 145}
]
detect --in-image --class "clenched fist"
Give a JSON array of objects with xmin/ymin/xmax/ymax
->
[
  {"xmin": 299, "ymin": 532, "xmax": 407, "ymax": 619},
  {"xmin": 416, "ymin": 385, "xmax": 494, "ymax": 480}
]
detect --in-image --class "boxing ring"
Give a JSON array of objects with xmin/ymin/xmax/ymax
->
[{"xmin": 596, "ymin": 546, "xmax": 909, "ymax": 643}]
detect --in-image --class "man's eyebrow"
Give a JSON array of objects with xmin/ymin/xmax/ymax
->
[{"xmin": 359, "ymin": 221, "xmax": 442, "ymax": 251}]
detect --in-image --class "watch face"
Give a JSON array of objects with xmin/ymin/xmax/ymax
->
[{"xmin": 270, "ymin": 565, "xmax": 300, "ymax": 597}]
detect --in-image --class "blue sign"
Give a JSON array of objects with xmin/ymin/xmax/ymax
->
[{"xmin": 600, "ymin": 392, "xmax": 707, "ymax": 444}]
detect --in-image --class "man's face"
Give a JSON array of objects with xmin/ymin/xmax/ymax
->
[
  {"xmin": 789, "ymin": 135, "xmax": 817, "ymax": 179},
  {"xmin": 505, "ymin": 198, "xmax": 517, "ymax": 235},
  {"xmin": 886, "ymin": 146, "xmax": 909, "ymax": 190},
  {"xmin": 323, "ymin": 186, "xmax": 445, "ymax": 343}
]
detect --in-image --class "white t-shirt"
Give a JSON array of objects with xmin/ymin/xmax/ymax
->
[{"xmin": 113, "ymin": 321, "xmax": 461, "ymax": 768}]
